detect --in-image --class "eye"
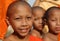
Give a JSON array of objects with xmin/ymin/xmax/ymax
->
[
  {"xmin": 14, "ymin": 17, "xmax": 22, "ymax": 20},
  {"xmin": 34, "ymin": 18, "xmax": 38, "ymax": 20},
  {"xmin": 27, "ymin": 17, "xmax": 32, "ymax": 20},
  {"xmin": 51, "ymin": 19, "xmax": 56, "ymax": 21},
  {"xmin": 34, "ymin": 18, "xmax": 39, "ymax": 21}
]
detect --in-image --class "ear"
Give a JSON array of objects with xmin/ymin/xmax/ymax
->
[{"xmin": 6, "ymin": 17, "xmax": 10, "ymax": 26}]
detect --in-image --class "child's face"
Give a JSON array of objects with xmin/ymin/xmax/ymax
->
[
  {"xmin": 8, "ymin": 5, "xmax": 33, "ymax": 37},
  {"xmin": 33, "ymin": 9, "xmax": 45, "ymax": 31},
  {"xmin": 47, "ymin": 10, "xmax": 60, "ymax": 34}
]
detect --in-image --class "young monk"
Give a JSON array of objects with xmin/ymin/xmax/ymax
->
[
  {"xmin": 0, "ymin": 0, "xmax": 31, "ymax": 40},
  {"xmin": 3, "ymin": 1, "xmax": 42, "ymax": 41},
  {"xmin": 43, "ymin": 6, "xmax": 60, "ymax": 41},
  {"xmin": 4, "ymin": 0, "xmax": 31, "ymax": 38},
  {"xmin": 31, "ymin": 6, "xmax": 45, "ymax": 38},
  {"xmin": 1, "ymin": 0, "xmax": 24, "ymax": 39}
]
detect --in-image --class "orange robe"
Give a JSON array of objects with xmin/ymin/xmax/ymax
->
[
  {"xmin": 29, "ymin": 35, "xmax": 43, "ymax": 41},
  {"xmin": 58, "ymin": 33, "xmax": 60, "ymax": 41},
  {"xmin": 0, "ymin": 0, "xmax": 15, "ymax": 40}
]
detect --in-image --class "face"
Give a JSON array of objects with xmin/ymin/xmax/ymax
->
[
  {"xmin": 33, "ymin": 9, "xmax": 45, "ymax": 31},
  {"xmin": 8, "ymin": 5, "xmax": 33, "ymax": 37},
  {"xmin": 47, "ymin": 10, "xmax": 60, "ymax": 34}
]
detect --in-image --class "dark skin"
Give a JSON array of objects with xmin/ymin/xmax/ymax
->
[
  {"xmin": 43, "ymin": 8, "xmax": 60, "ymax": 41},
  {"xmin": 31, "ymin": 7, "xmax": 45, "ymax": 38},
  {"xmin": 4, "ymin": 1, "xmax": 33, "ymax": 41}
]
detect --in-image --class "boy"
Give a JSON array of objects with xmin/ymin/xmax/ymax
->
[
  {"xmin": 3, "ymin": 1, "xmax": 42, "ymax": 41},
  {"xmin": 31, "ymin": 6, "xmax": 45, "ymax": 38},
  {"xmin": 43, "ymin": 7, "xmax": 60, "ymax": 41}
]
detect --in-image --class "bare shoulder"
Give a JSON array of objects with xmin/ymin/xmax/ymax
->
[
  {"xmin": 43, "ymin": 33, "xmax": 51, "ymax": 41},
  {"xmin": 3, "ymin": 35, "xmax": 14, "ymax": 41},
  {"xmin": 31, "ymin": 30, "xmax": 38, "ymax": 37}
]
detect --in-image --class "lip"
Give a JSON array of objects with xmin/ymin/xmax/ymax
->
[
  {"xmin": 55, "ymin": 27, "xmax": 60, "ymax": 31},
  {"xmin": 38, "ymin": 25, "xmax": 42, "ymax": 30},
  {"xmin": 38, "ymin": 25, "xmax": 42, "ymax": 28},
  {"xmin": 18, "ymin": 28, "xmax": 29, "ymax": 33}
]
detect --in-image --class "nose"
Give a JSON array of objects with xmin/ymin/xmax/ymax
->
[
  {"xmin": 22, "ymin": 19, "xmax": 28, "ymax": 27},
  {"xmin": 57, "ymin": 20, "xmax": 60, "ymax": 26},
  {"xmin": 39, "ymin": 19, "xmax": 42, "ymax": 24}
]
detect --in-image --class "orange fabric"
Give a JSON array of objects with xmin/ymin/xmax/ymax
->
[
  {"xmin": 58, "ymin": 5, "xmax": 60, "ymax": 8},
  {"xmin": 29, "ymin": 35, "xmax": 43, "ymax": 41},
  {"xmin": 0, "ymin": 0, "xmax": 15, "ymax": 40},
  {"xmin": 58, "ymin": 33, "xmax": 60, "ymax": 41}
]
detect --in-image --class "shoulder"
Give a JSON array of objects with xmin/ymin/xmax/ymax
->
[
  {"xmin": 3, "ymin": 35, "xmax": 14, "ymax": 41},
  {"xmin": 31, "ymin": 30, "xmax": 38, "ymax": 37},
  {"xmin": 43, "ymin": 33, "xmax": 51, "ymax": 41}
]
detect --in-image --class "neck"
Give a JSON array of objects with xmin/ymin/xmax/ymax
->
[
  {"xmin": 47, "ymin": 33, "xmax": 58, "ymax": 41},
  {"xmin": 49, "ymin": 30, "xmax": 58, "ymax": 35},
  {"xmin": 13, "ymin": 32, "xmax": 30, "ymax": 41},
  {"xmin": 32, "ymin": 29, "xmax": 42, "ymax": 38}
]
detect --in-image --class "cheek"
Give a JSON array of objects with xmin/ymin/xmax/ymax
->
[
  {"xmin": 14, "ymin": 21, "xmax": 21, "ymax": 26},
  {"xmin": 10, "ymin": 21, "xmax": 21, "ymax": 28},
  {"xmin": 49, "ymin": 21, "xmax": 56, "ymax": 27},
  {"xmin": 27, "ymin": 20, "xmax": 33, "ymax": 27},
  {"xmin": 33, "ymin": 21, "xmax": 39, "ymax": 26},
  {"xmin": 48, "ymin": 21, "xmax": 56, "ymax": 31}
]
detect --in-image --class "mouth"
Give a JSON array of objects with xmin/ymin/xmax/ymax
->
[
  {"xmin": 38, "ymin": 25, "xmax": 42, "ymax": 28},
  {"xmin": 18, "ymin": 28, "xmax": 29, "ymax": 33},
  {"xmin": 38, "ymin": 25, "xmax": 42, "ymax": 30},
  {"xmin": 56, "ymin": 27, "xmax": 60, "ymax": 31}
]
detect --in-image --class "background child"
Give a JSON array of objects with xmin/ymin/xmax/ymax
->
[
  {"xmin": 3, "ymin": 1, "xmax": 42, "ymax": 41},
  {"xmin": 31, "ymin": 6, "xmax": 45, "ymax": 38},
  {"xmin": 43, "ymin": 7, "xmax": 60, "ymax": 41}
]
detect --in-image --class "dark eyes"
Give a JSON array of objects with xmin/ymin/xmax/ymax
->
[
  {"xmin": 51, "ymin": 19, "xmax": 56, "ymax": 21},
  {"xmin": 14, "ymin": 18, "xmax": 22, "ymax": 20},
  {"xmin": 27, "ymin": 17, "xmax": 32, "ymax": 20},
  {"xmin": 34, "ymin": 18, "xmax": 38, "ymax": 20},
  {"xmin": 14, "ymin": 17, "xmax": 32, "ymax": 20},
  {"xmin": 34, "ymin": 18, "xmax": 41, "ymax": 21}
]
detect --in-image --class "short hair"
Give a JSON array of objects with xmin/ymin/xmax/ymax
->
[
  {"xmin": 7, "ymin": 1, "xmax": 32, "ymax": 17},
  {"xmin": 32, "ymin": 6, "xmax": 45, "ymax": 11},
  {"xmin": 32, "ymin": 6, "xmax": 45, "ymax": 15},
  {"xmin": 43, "ymin": 6, "xmax": 60, "ymax": 22}
]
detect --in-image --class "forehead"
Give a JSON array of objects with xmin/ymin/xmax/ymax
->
[
  {"xmin": 8, "ymin": 4, "xmax": 32, "ymax": 17},
  {"xmin": 49, "ymin": 9, "xmax": 60, "ymax": 18},
  {"xmin": 33, "ymin": 9, "xmax": 45, "ymax": 17}
]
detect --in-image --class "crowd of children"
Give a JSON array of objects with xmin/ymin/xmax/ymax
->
[{"xmin": 0, "ymin": 0, "xmax": 60, "ymax": 41}]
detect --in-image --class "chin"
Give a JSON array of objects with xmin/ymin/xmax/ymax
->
[
  {"xmin": 19, "ymin": 32, "xmax": 29, "ymax": 37},
  {"xmin": 20, "ymin": 33, "xmax": 28, "ymax": 37},
  {"xmin": 38, "ymin": 28, "xmax": 42, "ymax": 30},
  {"xmin": 55, "ymin": 31, "xmax": 60, "ymax": 34}
]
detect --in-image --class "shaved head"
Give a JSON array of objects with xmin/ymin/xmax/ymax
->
[
  {"xmin": 43, "ymin": 6, "xmax": 60, "ymax": 20},
  {"xmin": 32, "ymin": 6, "xmax": 45, "ymax": 15},
  {"xmin": 32, "ymin": 6, "xmax": 45, "ymax": 11},
  {"xmin": 7, "ymin": 1, "xmax": 32, "ymax": 17}
]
